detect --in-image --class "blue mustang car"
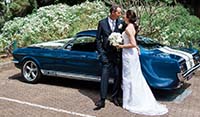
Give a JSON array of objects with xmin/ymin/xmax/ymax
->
[{"xmin": 12, "ymin": 30, "xmax": 200, "ymax": 90}]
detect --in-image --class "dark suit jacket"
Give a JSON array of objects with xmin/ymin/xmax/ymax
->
[{"xmin": 96, "ymin": 17, "xmax": 123, "ymax": 63}]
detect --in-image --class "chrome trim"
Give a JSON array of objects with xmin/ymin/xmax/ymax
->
[
  {"xmin": 177, "ymin": 72, "xmax": 185, "ymax": 82},
  {"xmin": 183, "ymin": 63, "xmax": 200, "ymax": 78},
  {"xmin": 176, "ymin": 82, "xmax": 184, "ymax": 88},
  {"xmin": 41, "ymin": 69, "xmax": 114, "ymax": 83},
  {"xmin": 177, "ymin": 63, "xmax": 200, "ymax": 82},
  {"xmin": 12, "ymin": 60, "xmax": 19, "ymax": 64},
  {"xmin": 23, "ymin": 60, "xmax": 39, "ymax": 82}
]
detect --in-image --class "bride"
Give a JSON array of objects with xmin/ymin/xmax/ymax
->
[{"xmin": 116, "ymin": 10, "xmax": 168, "ymax": 116}]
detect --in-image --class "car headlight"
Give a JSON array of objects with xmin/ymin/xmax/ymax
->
[
  {"xmin": 179, "ymin": 62, "xmax": 187, "ymax": 73},
  {"xmin": 177, "ymin": 72, "xmax": 184, "ymax": 82},
  {"xmin": 178, "ymin": 62, "xmax": 187, "ymax": 82},
  {"xmin": 193, "ymin": 54, "xmax": 200, "ymax": 65}
]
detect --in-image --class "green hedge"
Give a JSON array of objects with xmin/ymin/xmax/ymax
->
[
  {"xmin": 0, "ymin": 1, "xmax": 108, "ymax": 51},
  {"xmin": 0, "ymin": 1, "xmax": 199, "ymax": 53},
  {"xmin": 140, "ymin": 5, "xmax": 200, "ymax": 50},
  {"xmin": 0, "ymin": 0, "xmax": 37, "ymax": 28}
]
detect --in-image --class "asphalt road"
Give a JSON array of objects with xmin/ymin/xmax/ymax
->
[{"xmin": 0, "ymin": 67, "xmax": 200, "ymax": 117}]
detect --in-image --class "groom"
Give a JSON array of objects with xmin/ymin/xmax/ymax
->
[{"xmin": 94, "ymin": 5, "xmax": 123, "ymax": 110}]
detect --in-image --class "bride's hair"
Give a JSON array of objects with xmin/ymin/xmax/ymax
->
[{"xmin": 126, "ymin": 10, "xmax": 139, "ymax": 33}]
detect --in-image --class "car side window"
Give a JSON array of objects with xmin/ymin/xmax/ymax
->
[{"xmin": 71, "ymin": 36, "xmax": 96, "ymax": 52}]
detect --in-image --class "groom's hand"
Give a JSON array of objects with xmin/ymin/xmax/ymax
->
[{"xmin": 99, "ymin": 54, "xmax": 109, "ymax": 63}]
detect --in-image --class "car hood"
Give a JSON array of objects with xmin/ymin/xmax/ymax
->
[
  {"xmin": 150, "ymin": 46, "xmax": 198, "ymax": 69},
  {"xmin": 157, "ymin": 46, "xmax": 198, "ymax": 58},
  {"xmin": 28, "ymin": 38, "xmax": 73, "ymax": 49},
  {"xmin": 137, "ymin": 35, "xmax": 198, "ymax": 57}
]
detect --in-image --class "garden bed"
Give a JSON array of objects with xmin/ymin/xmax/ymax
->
[{"xmin": 0, "ymin": 54, "xmax": 13, "ymax": 63}]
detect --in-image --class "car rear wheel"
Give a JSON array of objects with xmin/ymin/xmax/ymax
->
[{"xmin": 22, "ymin": 60, "xmax": 41, "ymax": 83}]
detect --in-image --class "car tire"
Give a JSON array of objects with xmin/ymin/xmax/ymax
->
[{"xmin": 22, "ymin": 60, "xmax": 41, "ymax": 83}]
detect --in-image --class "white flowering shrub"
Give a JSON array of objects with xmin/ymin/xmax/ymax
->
[
  {"xmin": 140, "ymin": 5, "xmax": 200, "ymax": 50},
  {"xmin": 1, "ymin": 1, "xmax": 199, "ymax": 53},
  {"xmin": 0, "ymin": 1, "xmax": 108, "ymax": 52}
]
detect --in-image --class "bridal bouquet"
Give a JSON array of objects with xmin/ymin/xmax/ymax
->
[{"xmin": 108, "ymin": 32, "xmax": 123, "ymax": 46}]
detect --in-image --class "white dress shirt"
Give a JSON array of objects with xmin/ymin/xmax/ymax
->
[{"xmin": 108, "ymin": 17, "xmax": 116, "ymax": 32}]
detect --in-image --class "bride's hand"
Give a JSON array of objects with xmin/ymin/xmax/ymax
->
[
  {"xmin": 115, "ymin": 44, "xmax": 122, "ymax": 48},
  {"xmin": 136, "ymin": 46, "xmax": 140, "ymax": 55}
]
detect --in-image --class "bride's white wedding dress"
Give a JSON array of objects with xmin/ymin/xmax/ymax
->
[{"xmin": 122, "ymin": 32, "xmax": 168, "ymax": 116}]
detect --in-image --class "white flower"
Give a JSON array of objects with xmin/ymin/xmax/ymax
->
[
  {"xmin": 163, "ymin": 40, "xmax": 170, "ymax": 45},
  {"xmin": 108, "ymin": 32, "xmax": 123, "ymax": 46},
  {"xmin": 118, "ymin": 24, "xmax": 123, "ymax": 29}
]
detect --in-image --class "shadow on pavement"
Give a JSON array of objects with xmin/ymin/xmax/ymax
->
[
  {"xmin": 152, "ymin": 83, "xmax": 191, "ymax": 102},
  {"xmin": 8, "ymin": 73, "xmax": 192, "ymax": 103},
  {"xmin": 8, "ymin": 73, "xmax": 24, "ymax": 81},
  {"xmin": 8, "ymin": 73, "xmax": 100, "ymax": 103}
]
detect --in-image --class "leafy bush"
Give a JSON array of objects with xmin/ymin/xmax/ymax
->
[
  {"xmin": 0, "ymin": 0, "xmax": 37, "ymax": 29},
  {"xmin": 9, "ymin": 0, "xmax": 37, "ymax": 17},
  {"xmin": 0, "ymin": 1, "xmax": 199, "ymax": 53},
  {"xmin": 140, "ymin": 5, "xmax": 200, "ymax": 50},
  {"xmin": 0, "ymin": 1, "xmax": 108, "ymax": 51},
  {"xmin": 105, "ymin": 0, "xmax": 200, "ymax": 50}
]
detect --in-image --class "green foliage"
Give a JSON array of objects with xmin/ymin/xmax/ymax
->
[
  {"xmin": 0, "ymin": 1, "xmax": 199, "ymax": 53},
  {"xmin": 144, "ymin": 0, "xmax": 174, "ymax": 4},
  {"xmin": 0, "ymin": 1, "xmax": 6, "ymax": 28},
  {"xmin": 55, "ymin": 0, "xmax": 96, "ymax": 6},
  {"xmin": 0, "ymin": 1, "xmax": 108, "ymax": 51},
  {"xmin": 0, "ymin": 0, "xmax": 37, "ymax": 29},
  {"xmin": 9, "ymin": 0, "xmax": 37, "ymax": 17},
  {"xmin": 140, "ymin": 5, "xmax": 200, "ymax": 50},
  {"xmin": 104, "ymin": 0, "xmax": 199, "ymax": 50}
]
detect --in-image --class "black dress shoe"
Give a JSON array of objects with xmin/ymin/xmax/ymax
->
[
  {"xmin": 110, "ymin": 98, "xmax": 121, "ymax": 106},
  {"xmin": 93, "ymin": 100, "xmax": 105, "ymax": 111}
]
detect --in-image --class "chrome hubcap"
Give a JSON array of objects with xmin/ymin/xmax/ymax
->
[{"xmin": 23, "ymin": 61, "xmax": 38, "ymax": 81}]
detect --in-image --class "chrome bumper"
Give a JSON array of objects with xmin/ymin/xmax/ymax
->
[
  {"xmin": 177, "ymin": 63, "xmax": 200, "ymax": 82},
  {"xmin": 12, "ymin": 60, "xmax": 19, "ymax": 64},
  {"xmin": 183, "ymin": 63, "xmax": 200, "ymax": 78}
]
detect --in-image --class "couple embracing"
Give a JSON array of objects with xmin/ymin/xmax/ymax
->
[{"xmin": 94, "ymin": 5, "xmax": 168, "ymax": 116}]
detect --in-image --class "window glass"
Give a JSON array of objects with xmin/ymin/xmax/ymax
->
[
  {"xmin": 71, "ymin": 36, "xmax": 96, "ymax": 52},
  {"xmin": 74, "ymin": 36, "xmax": 95, "ymax": 44}
]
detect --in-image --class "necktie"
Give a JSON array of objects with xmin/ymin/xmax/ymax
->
[{"xmin": 112, "ymin": 20, "xmax": 115, "ymax": 32}]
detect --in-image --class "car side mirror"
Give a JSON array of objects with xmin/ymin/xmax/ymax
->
[{"xmin": 66, "ymin": 44, "xmax": 73, "ymax": 50}]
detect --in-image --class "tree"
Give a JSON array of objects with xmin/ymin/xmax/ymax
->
[
  {"xmin": 102, "ymin": 0, "xmax": 200, "ymax": 49},
  {"xmin": 103, "ymin": 0, "xmax": 167, "ymax": 35},
  {"xmin": 176, "ymin": 0, "xmax": 200, "ymax": 18}
]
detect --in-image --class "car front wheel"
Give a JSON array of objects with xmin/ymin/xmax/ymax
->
[{"xmin": 22, "ymin": 60, "xmax": 41, "ymax": 83}]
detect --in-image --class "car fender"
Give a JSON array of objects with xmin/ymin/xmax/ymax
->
[
  {"xmin": 140, "ymin": 54, "xmax": 180, "ymax": 89},
  {"xmin": 21, "ymin": 56, "xmax": 42, "ymax": 69}
]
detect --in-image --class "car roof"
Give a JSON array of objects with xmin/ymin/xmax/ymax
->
[
  {"xmin": 76, "ymin": 30, "xmax": 97, "ymax": 37},
  {"xmin": 75, "ymin": 30, "xmax": 157, "ymax": 45}
]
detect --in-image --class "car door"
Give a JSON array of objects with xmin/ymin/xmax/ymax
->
[{"xmin": 56, "ymin": 36, "xmax": 101, "ymax": 76}]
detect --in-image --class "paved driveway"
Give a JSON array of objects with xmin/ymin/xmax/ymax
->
[{"xmin": 0, "ymin": 67, "xmax": 200, "ymax": 117}]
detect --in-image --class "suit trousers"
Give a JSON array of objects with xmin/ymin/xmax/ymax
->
[{"xmin": 100, "ymin": 60, "xmax": 122, "ymax": 100}]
